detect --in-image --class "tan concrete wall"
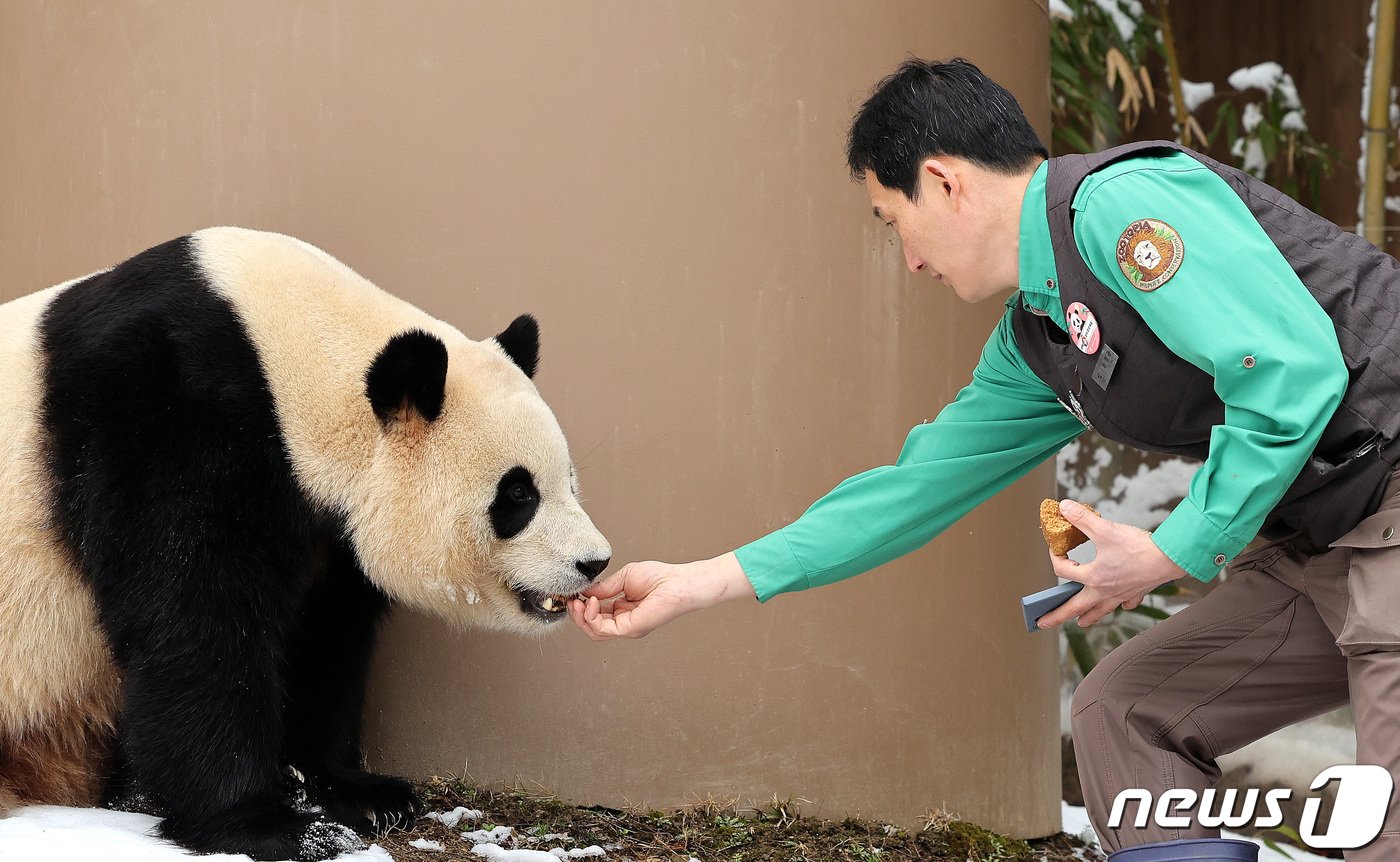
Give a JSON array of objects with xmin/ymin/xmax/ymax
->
[{"xmin": 0, "ymin": 0, "xmax": 1059, "ymax": 837}]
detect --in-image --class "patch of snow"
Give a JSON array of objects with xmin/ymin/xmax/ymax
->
[
  {"xmin": 463, "ymin": 825, "xmax": 515, "ymax": 844},
  {"xmin": 1388, "ymin": 195, "xmax": 1400, "ymax": 213},
  {"xmin": 1179, "ymin": 79, "xmax": 1215, "ymax": 113},
  {"xmin": 410, "ymin": 838, "xmax": 446, "ymax": 852},
  {"xmin": 1228, "ymin": 61, "xmax": 1285, "ymax": 94},
  {"xmin": 1241, "ymin": 137, "xmax": 1267, "ymax": 177},
  {"xmin": 1061, "ymin": 800, "xmax": 1100, "ymax": 849},
  {"xmin": 1063, "ymin": 800, "xmax": 1340, "ymax": 861},
  {"xmin": 1241, "ymin": 101, "xmax": 1264, "ymax": 133},
  {"xmin": 1218, "ymin": 713, "xmax": 1357, "ymax": 793},
  {"xmin": 0, "ymin": 805, "xmax": 390, "ymax": 861},
  {"xmin": 551, "ymin": 848, "xmax": 605, "ymax": 859},
  {"xmin": 1280, "ymin": 109, "xmax": 1308, "ymax": 132},
  {"xmin": 1277, "ymin": 73, "xmax": 1302, "ymax": 110},
  {"xmin": 427, "ymin": 806, "xmax": 483, "ymax": 828},
  {"xmin": 524, "ymin": 833, "xmax": 573, "ymax": 843},
  {"xmin": 1091, "ymin": 0, "xmax": 1138, "ymax": 43},
  {"xmin": 1049, "ymin": 0, "xmax": 1074, "ymax": 19},
  {"xmin": 1059, "ymin": 443, "xmax": 1196, "ymax": 531},
  {"xmin": 1099, "ymin": 458, "xmax": 1198, "ymax": 529},
  {"xmin": 470, "ymin": 844, "xmax": 561, "ymax": 862}
]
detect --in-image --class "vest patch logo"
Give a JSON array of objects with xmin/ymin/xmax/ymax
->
[
  {"xmin": 1116, "ymin": 218, "xmax": 1184, "ymax": 291},
  {"xmin": 1065, "ymin": 301, "xmax": 1101, "ymax": 354}
]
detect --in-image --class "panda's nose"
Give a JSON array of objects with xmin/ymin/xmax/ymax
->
[{"xmin": 576, "ymin": 557, "xmax": 610, "ymax": 581}]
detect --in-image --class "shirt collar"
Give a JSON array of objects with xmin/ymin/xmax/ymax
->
[{"xmin": 1015, "ymin": 160, "xmax": 1060, "ymax": 320}]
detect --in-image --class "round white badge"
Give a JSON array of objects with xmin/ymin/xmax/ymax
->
[{"xmin": 1065, "ymin": 302, "xmax": 1101, "ymax": 355}]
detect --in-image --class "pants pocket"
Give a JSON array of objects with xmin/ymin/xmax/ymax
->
[{"xmin": 1329, "ymin": 511, "xmax": 1400, "ymax": 655}]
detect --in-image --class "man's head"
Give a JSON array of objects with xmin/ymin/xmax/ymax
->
[{"xmin": 848, "ymin": 59, "xmax": 1046, "ymax": 301}]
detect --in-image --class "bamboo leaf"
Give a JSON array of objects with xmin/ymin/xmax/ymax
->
[
  {"xmin": 1065, "ymin": 625, "xmax": 1098, "ymax": 676},
  {"xmin": 1140, "ymin": 64, "xmax": 1156, "ymax": 109},
  {"xmin": 1057, "ymin": 126, "xmax": 1095, "ymax": 154}
]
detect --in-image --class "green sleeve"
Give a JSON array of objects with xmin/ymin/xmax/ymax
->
[
  {"xmin": 735, "ymin": 306, "xmax": 1084, "ymax": 602},
  {"xmin": 1071, "ymin": 155, "xmax": 1348, "ymax": 581}
]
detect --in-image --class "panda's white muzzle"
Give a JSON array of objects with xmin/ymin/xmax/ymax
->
[{"xmin": 511, "ymin": 554, "xmax": 609, "ymax": 622}]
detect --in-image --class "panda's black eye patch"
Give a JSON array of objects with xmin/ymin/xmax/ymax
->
[{"xmin": 491, "ymin": 466, "xmax": 539, "ymax": 540}]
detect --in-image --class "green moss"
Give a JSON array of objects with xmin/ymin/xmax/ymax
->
[{"xmin": 924, "ymin": 817, "xmax": 1034, "ymax": 860}]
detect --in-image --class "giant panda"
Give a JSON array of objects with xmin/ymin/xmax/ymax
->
[{"xmin": 0, "ymin": 227, "xmax": 611, "ymax": 860}]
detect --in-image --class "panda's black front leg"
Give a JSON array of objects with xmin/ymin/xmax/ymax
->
[
  {"xmin": 102, "ymin": 568, "xmax": 362, "ymax": 862},
  {"xmin": 285, "ymin": 539, "xmax": 423, "ymax": 834}
]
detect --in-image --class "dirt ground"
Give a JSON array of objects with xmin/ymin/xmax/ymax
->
[{"xmin": 372, "ymin": 777, "xmax": 1103, "ymax": 862}]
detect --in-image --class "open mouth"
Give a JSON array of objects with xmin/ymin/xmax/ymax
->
[{"xmin": 512, "ymin": 586, "xmax": 576, "ymax": 621}]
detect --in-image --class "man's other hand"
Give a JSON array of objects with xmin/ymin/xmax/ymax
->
[{"xmin": 1037, "ymin": 499, "xmax": 1186, "ymax": 629}]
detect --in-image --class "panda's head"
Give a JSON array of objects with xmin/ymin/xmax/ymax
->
[{"xmin": 351, "ymin": 314, "xmax": 611, "ymax": 634}]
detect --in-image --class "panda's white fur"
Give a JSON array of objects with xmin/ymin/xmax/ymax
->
[
  {"xmin": 0, "ymin": 228, "xmax": 610, "ymax": 858},
  {"xmin": 0, "ymin": 281, "xmax": 121, "ymax": 809}
]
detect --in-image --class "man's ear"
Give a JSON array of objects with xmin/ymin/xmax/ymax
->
[
  {"xmin": 365, "ymin": 329, "xmax": 449, "ymax": 426},
  {"xmin": 921, "ymin": 158, "xmax": 961, "ymax": 206},
  {"xmin": 494, "ymin": 314, "xmax": 539, "ymax": 378}
]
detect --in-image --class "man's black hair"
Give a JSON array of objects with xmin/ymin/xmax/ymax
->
[{"xmin": 846, "ymin": 58, "xmax": 1048, "ymax": 201}]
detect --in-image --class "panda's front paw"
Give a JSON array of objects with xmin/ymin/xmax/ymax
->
[
  {"xmin": 160, "ymin": 795, "xmax": 363, "ymax": 861},
  {"xmin": 308, "ymin": 767, "xmax": 424, "ymax": 835}
]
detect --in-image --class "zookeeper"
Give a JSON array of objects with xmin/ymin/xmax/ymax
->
[{"xmin": 569, "ymin": 57, "xmax": 1400, "ymax": 862}]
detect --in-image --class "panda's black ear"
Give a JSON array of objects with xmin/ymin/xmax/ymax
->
[
  {"xmin": 365, "ymin": 329, "xmax": 449, "ymax": 425},
  {"xmin": 494, "ymin": 314, "xmax": 539, "ymax": 378}
]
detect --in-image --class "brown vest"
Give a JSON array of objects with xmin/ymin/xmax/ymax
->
[{"xmin": 1014, "ymin": 141, "xmax": 1400, "ymax": 549}]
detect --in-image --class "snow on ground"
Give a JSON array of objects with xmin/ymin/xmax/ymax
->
[
  {"xmin": 0, "ymin": 804, "xmax": 616, "ymax": 862},
  {"xmin": 425, "ymin": 807, "xmax": 483, "ymax": 828},
  {"xmin": 0, "ymin": 799, "xmax": 1349, "ymax": 861},
  {"xmin": 1062, "ymin": 801, "xmax": 1339, "ymax": 862},
  {"xmin": 0, "ymin": 805, "xmax": 391, "ymax": 861},
  {"xmin": 468, "ymin": 844, "xmax": 607, "ymax": 860}
]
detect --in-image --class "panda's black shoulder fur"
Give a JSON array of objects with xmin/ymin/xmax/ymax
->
[{"xmin": 36, "ymin": 235, "xmax": 415, "ymax": 858}]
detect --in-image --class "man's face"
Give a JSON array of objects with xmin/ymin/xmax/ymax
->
[{"xmin": 866, "ymin": 162, "xmax": 1002, "ymax": 303}]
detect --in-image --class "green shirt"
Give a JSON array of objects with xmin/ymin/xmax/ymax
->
[{"xmin": 736, "ymin": 152, "xmax": 1347, "ymax": 601}]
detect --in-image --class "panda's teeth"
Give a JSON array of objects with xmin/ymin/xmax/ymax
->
[{"xmin": 538, "ymin": 596, "xmax": 562, "ymax": 613}]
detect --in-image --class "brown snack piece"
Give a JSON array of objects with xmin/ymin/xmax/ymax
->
[{"xmin": 1040, "ymin": 498, "xmax": 1096, "ymax": 556}]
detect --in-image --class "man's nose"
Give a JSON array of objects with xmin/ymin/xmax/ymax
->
[{"xmin": 904, "ymin": 247, "xmax": 925, "ymax": 273}]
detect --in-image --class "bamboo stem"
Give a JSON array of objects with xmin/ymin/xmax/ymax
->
[
  {"xmin": 1158, "ymin": 0, "xmax": 1191, "ymax": 146},
  {"xmin": 1364, "ymin": 0, "xmax": 1398, "ymax": 247}
]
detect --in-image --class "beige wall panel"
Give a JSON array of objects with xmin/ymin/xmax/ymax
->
[{"xmin": 0, "ymin": 0, "xmax": 1058, "ymax": 837}]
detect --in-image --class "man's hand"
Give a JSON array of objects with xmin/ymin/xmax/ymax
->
[
  {"xmin": 1036, "ymin": 499, "xmax": 1186, "ymax": 629},
  {"xmin": 568, "ymin": 552, "xmax": 755, "ymax": 640}
]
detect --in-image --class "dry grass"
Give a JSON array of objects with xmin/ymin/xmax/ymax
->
[{"xmin": 371, "ymin": 777, "xmax": 1103, "ymax": 862}]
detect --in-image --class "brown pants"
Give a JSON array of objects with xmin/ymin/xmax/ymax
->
[{"xmin": 1072, "ymin": 472, "xmax": 1400, "ymax": 859}]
